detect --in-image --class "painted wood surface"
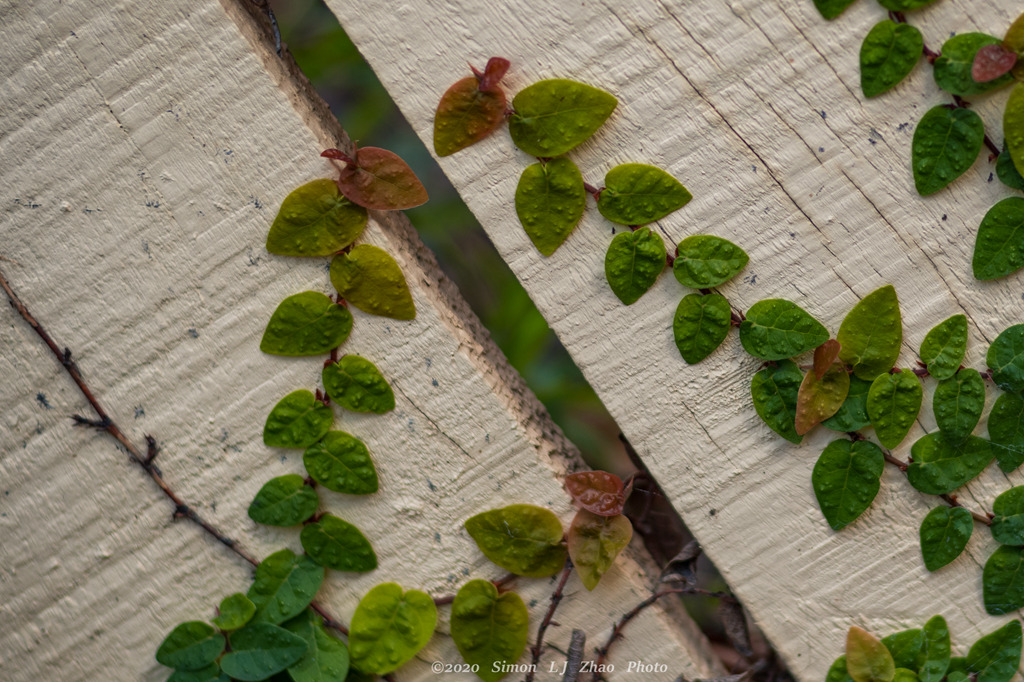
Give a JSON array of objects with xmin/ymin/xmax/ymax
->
[
  {"xmin": 0, "ymin": 1, "xmax": 721, "ymax": 679},
  {"xmin": 328, "ymin": 0, "xmax": 1024, "ymax": 678}
]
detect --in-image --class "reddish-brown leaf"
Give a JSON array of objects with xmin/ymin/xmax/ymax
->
[
  {"xmin": 813, "ymin": 339, "xmax": 842, "ymax": 380},
  {"xmin": 795, "ymin": 361, "xmax": 850, "ymax": 435},
  {"xmin": 433, "ymin": 77, "xmax": 507, "ymax": 157},
  {"xmin": 973, "ymin": 44, "xmax": 1019, "ymax": 83},
  {"xmin": 479, "ymin": 57, "xmax": 511, "ymax": 93},
  {"xmin": 329, "ymin": 147, "xmax": 429, "ymax": 210},
  {"xmin": 565, "ymin": 471, "xmax": 626, "ymax": 516}
]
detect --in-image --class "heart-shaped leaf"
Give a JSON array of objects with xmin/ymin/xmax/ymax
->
[
  {"xmin": 568, "ymin": 509, "xmax": 633, "ymax": 590},
  {"xmin": 991, "ymin": 486, "xmax": 1024, "ymax": 545},
  {"xmin": 327, "ymin": 147, "xmax": 428, "ymax": 210},
  {"xmin": 847, "ymin": 626, "xmax": 896, "ymax": 682},
  {"xmin": 515, "ymin": 157, "xmax": 586, "ymax": 256},
  {"xmin": 838, "ymin": 285, "xmax": 903, "ymax": 381},
  {"xmin": 934, "ymin": 33, "xmax": 1016, "ymax": 96},
  {"xmin": 919, "ymin": 506, "xmax": 973, "ymax": 571},
  {"xmin": 450, "ymin": 580, "xmax": 529, "ymax": 682},
  {"xmin": 564, "ymin": 471, "xmax": 627, "ymax": 516},
  {"xmin": 213, "ymin": 593, "xmax": 256, "ymax": 632},
  {"xmin": 263, "ymin": 390, "xmax": 333, "ymax": 449},
  {"xmin": 508, "ymin": 79, "xmax": 617, "ymax": 157},
  {"xmin": 824, "ymin": 375, "xmax": 873, "ymax": 432},
  {"xmin": 919, "ymin": 315, "xmax": 967, "ymax": 380},
  {"xmin": 860, "ymin": 21, "xmax": 923, "ymax": 98},
  {"xmin": 673, "ymin": 235, "xmax": 749, "ymax": 288},
  {"xmin": 814, "ymin": 0, "xmax": 856, "ymax": 19},
  {"xmin": 828, "ymin": 656, "xmax": 855, "ymax": 682},
  {"xmin": 972, "ymin": 197, "xmax": 1024, "ymax": 281},
  {"xmin": 349, "ymin": 583, "xmax": 437, "ymax": 675},
  {"xmin": 988, "ymin": 323, "xmax": 1024, "ymax": 392},
  {"xmin": 282, "ymin": 609, "xmax": 350, "ymax": 682},
  {"xmin": 247, "ymin": 549, "xmax": 325, "ymax": 625},
  {"xmin": 751, "ymin": 359, "xmax": 804, "ymax": 443},
  {"xmin": 812, "ymin": 439, "xmax": 884, "ymax": 530},
  {"xmin": 322, "ymin": 355, "xmax": 395, "ymax": 414},
  {"xmin": 906, "ymin": 433, "xmax": 993, "ymax": 495},
  {"xmin": 166, "ymin": 665, "xmax": 228, "ymax": 682},
  {"xmin": 933, "ymin": 369, "xmax": 985, "ymax": 440},
  {"xmin": 796, "ymin": 361, "xmax": 850, "ymax": 435},
  {"xmin": 989, "ymin": 393, "xmax": 1024, "ymax": 472},
  {"xmin": 882, "ymin": 630, "xmax": 924, "ymax": 671},
  {"xmin": 917, "ymin": 615, "xmax": 951, "ymax": 682},
  {"xmin": 266, "ymin": 180, "xmax": 367, "ymax": 257},
  {"xmin": 673, "ymin": 292, "xmax": 731, "ymax": 364},
  {"xmin": 220, "ymin": 623, "xmax": 308, "ymax": 681},
  {"xmin": 156, "ymin": 621, "xmax": 225, "ymax": 671},
  {"xmin": 303, "ymin": 431, "xmax": 378, "ymax": 495},
  {"xmin": 330, "ymin": 244, "xmax": 416, "ymax": 320},
  {"xmin": 1005, "ymin": 83, "xmax": 1024, "ymax": 178},
  {"xmin": 966, "ymin": 619, "xmax": 1022, "ymax": 680},
  {"xmin": 300, "ymin": 513, "xmax": 377, "ymax": 572},
  {"xmin": 740, "ymin": 299, "xmax": 829, "ymax": 361},
  {"xmin": 984, "ymin": 546, "xmax": 1024, "ymax": 615},
  {"xmin": 996, "ymin": 145, "xmax": 1024, "ymax": 191},
  {"xmin": 464, "ymin": 504, "xmax": 566, "ymax": 577},
  {"xmin": 434, "ymin": 76, "xmax": 507, "ymax": 157},
  {"xmin": 604, "ymin": 227, "xmax": 666, "ymax": 305},
  {"xmin": 912, "ymin": 106, "xmax": 984, "ymax": 196},
  {"xmin": 597, "ymin": 164, "xmax": 692, "ymax": 226},
  {"xmin": 248, "ymin": 475, "xmax": 319, "ymax": 527},
  {"xmin": 973, "ymin": 44, "xmax": 1018, "ymax": 83},
  {"xmin": 261, "ymin": 292, "xmax": 353, "ymax": 356},
  {"xmin": 876, "ymin": 0, "xmax": 938, "ymax": 10}
]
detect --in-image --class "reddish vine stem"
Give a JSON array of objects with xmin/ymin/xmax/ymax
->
[
  {"xmin": 525, "ymin": 557, "xmax": 574, "ymax": 682},
  {"xmin": 881, "ymin": 450, "xmax": 992, "ymax": 525}
]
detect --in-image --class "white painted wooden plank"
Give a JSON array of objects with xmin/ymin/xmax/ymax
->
[
  {"xmin": 0, "ymin": 1, "xmax": 721, "ymax": 680},
  {"xmin": 329, "ymin": 0, "xmax": 1024, "ymax": 677}
]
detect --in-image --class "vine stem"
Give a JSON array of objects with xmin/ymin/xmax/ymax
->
[
  {"xmin": 881, "ymin": 449, "xmax": 992, "ymax": 526},
  {"xmin": 525, "ymin": 557, "xmax": 574, "ymax": 682},
  {"xmin": 0, "ymin": 265, "xmax": 353, "ymax": 636}
]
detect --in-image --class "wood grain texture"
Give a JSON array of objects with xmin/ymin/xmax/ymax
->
[
  {"xmin": 0, "ymin": 0, "xmax": 720, "ymax": 679},
  {"xmin": 327, "ymin": 0, "xmax": 1024, "ymax": 678}
]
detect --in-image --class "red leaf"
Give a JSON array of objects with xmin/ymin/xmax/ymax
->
[
  {"xmin": 320, "ymin": 148, "xmax": 349, "ymax": 161},
  {"xmin": 972, "ymin": 44, "xmax": 1018, "ymax": 83},
  {"xmin": 565, "ymin": 471, "xmax": 626, "ymax": 516},
  {"xmin": 479, "ymin": 57, "xmax": 510, "ymax": 93},
  {"xmin": 813, "ymin": 339, "xmax": 841, "ymax": 380},
  {"xmin": 335, "ymin": 147, "xmax": 428, "ymax": 210},
  {"xmin": 433, "ymin": 77, "xmax": 507, "ymax": 157}
]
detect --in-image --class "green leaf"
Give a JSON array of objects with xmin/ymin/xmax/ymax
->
[
  {"xmin": 300, "ymin": 513, "xmax": 377, "ymax": 572},
  {"xmin": 247, "ymin": 549, "xmax": 325, "ymax": 625},
  {"xmin": 824, "ymin": 375, "xmax": 873, "ymax": 432},
  {"xmin": 248, "ymin": 475, "xmax": 319, "ymax": 527},
  {"xmin": 260, "ymin": 292, "xmax": 353, "ymax": 356},
  {"xmin": 302, "ymin": 431, "xmax": 378, "ymax": 494},
  {"xmin": 567, "ymin": 509, "xmax": 633, "ymax": 590},
  {"xmin": 912, "ymin": 106, "xmax": 985, "ymax": 196},
  {"xmin": 847, "ymin": 626, "xmax": 896, "ymax": 682},
  {"xmin": 866, "ymin": 370, "xmax": 922, "ymax": 449},
  {"xmin": 795, "ymin": 361, "xmax": 850, "ymax": 435},
  {"xmin": 991, "ymin": 486, "xmax": 1024, "ymax": 545},
  {"xmin": 812, "ymin": 439, "xmax": 884, "ymax": 530},
  {"xmin": 972, "ymin": 198, "xmax": 1024, "ymax": 281},
  {"xmin": 919, "ymin": 315, "xmax": 967, "ymax": 380},
  {"xmin": 814, "ymin": 0, "xmax": 856, "ymax": 19},
  {"xmin": 966, "ymin": 619, "xmax": 1022, "ymax": 678},
  {"xmin": 997, "ymin": 145, "xmax": 1024, "ymax": 192},
  {"xmin": 263, "ymin": 390, "xmax": 333, "ymax": 450},
  {"xmin": 988, "ymin": 324, "xmax": 1024, "ymax": 392},
  {"xmin": 464, "ymin": 504, "xmax": 567, "ymax": 577},
  {"xmin": 564, "ymin": 471, "xmax": 627, "ymax": 516},
  {"xmin": 167, "ymin": 665, "xmax": 228, "ymax": 682},
  {"xmin": 1008, "ymin": 83, "xmax": 1024, "ymax": 178},
  {"xmin": 604, "ymin": 227, "xmax": 666, "ymax": 305},
  {"xmin": 266, "ymin": 180, "xmax": 367, "ymax": 257},
  {"xmin": 916, "ymin": 615, "xmax": 951, "ymax": 682},
  {"xmin": 330, "ymin": 245, "xmax": 416, "ymax": 320},
  {"xmin": 156, "ymin": 621, "xmax": 225, "ymax": 671},
  {"xmin": 515, "ymin": 158, "xmax": 586, "ymax": 256},
  {"xmin": 434, "ymin": 76, "xmax": 507, "ymax": 157},
  {"xmin": 450, "ymin": 580, "xmax": 529, "ymax": 682},
  {"xmin": 349, "ymin": 583, "xmax": 438, "ymax": 675},
  {"xmin": 331, "ymin": 146, "xmax": 428, "ymax": 211},
  {"xmin": 740, "ymin": 299, "xmax": 829, "ymax": 361},
  {"xmin": 882, "ymin": 630, "xmax": 924, "ymax": 671},
  {"xmin": 322, "ymin": 355, "xmax": 395, "ymax": 414},
  {"xmin": 859, "ymin": 21, "xmax": 923, "ymax": 98},
  {"xmin": 933, "ymin": 369, "xmax": 985, "ymax": 439},
  {"xmin": 876, "ymin": 0, "xmax": 938, "ymax": 10},
  {"xmin": 213, "ymin": 593, "xmax": 256, "ymax": 631},
  {"xmin": 750, "ymin": 359, "xmax": 804, "ymax": 443},
  {"xmin": 989, "ymin": 393, "xmax": 1024, "ymax": 472},
  {"xmin": 1008, "ymin": 12, "xmax": 1024, "ymax": 56},
  {"xmin": 673, "ymin": 293, "xmax": 731, "ymax": 364},
  {"xmin": 220, "ymin": 623, "xmax": 308, "ymax": 681},
  {"xmin": 282, "ymin": 610, "xmax": 350, "ymax": 682},
  {"xmin": 828, "ymin": 656, "xmax": 855, "ymax": 682},
  {"xmin": 906, "ymin": 433, "xmax": 993, "ymax": 494},
  {"xmin": 673, "ymin": 235, "xmax": 749, "ymax": 288},
  {"xmin": 918, "ymin": 506, "xmax": 973, "ymax": 571},
  {"xmin": 597, "ymin": 164, "xmax": 692, "ymax": 226},
  {"xmin": 934, "ymin": 33, "xmax": 1016, "ymax": 96},
  {"xmin": 837, "ymin": 285, "xmax": 903, "ymax": 380},
  {"xmin": 508, "ymin": 79, "xmax": 617, "ymax": 157},
  {"xmin": 892, "ymin": 670, "xmax": 918, "ymax": 682}
]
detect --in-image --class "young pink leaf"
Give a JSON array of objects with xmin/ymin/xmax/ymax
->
[
  {"xmin": 326, "ymin": 147, "xmax": 429, "ymax": 210},
  {"xmin": 973, "ymin": 44, "xmax": 1019, "ymax": 83},
  {"xmin": 478, "ymin": 57, "xmax": 511, "ymax": 93},
  {"xmin": 813, "ymin": 339, "xmax": 842, "ymax": 380},
  {"xmin": 565, "ymin": 471, "xmax": 626, "ymax": 516}
]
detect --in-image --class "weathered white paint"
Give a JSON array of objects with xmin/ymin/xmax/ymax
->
[
  {"xmin": 0, "ymin": 1, "xmax": 721, "ymax": 680},
  {"xmin": 328, "ymin": 0, "xmax": 1024, "ymax": 678}
]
